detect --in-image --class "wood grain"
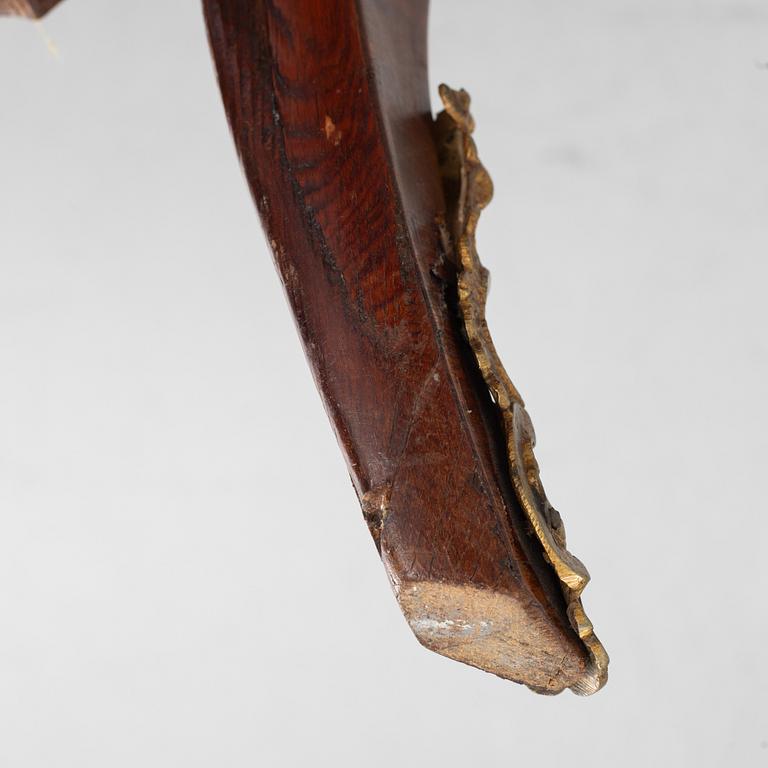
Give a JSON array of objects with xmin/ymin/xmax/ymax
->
[{"xmin": 204, "ymin": 0, "xmax": 595, "ymax": 693}]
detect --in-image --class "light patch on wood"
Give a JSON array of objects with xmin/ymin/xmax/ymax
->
[
  {"xmin": 399, "ymin": 579, "xmax": 593, "ymax": 695},
  {"xmin": 361, "ymin": 484, "xmax": 390, "ymax": 551},
  {"xmin": 323, "ymin": 114, "xmax": 342, "ymax": 146}
]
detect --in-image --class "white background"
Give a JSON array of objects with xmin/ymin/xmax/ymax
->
[{"xmin": 1, "ymin": 1, "xmax": 767, "ymax": 765}]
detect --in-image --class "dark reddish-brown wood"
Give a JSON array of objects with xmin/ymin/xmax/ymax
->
[{"xmin": 204, "ymin": 0, "xmax": 592, "ymax": 693}]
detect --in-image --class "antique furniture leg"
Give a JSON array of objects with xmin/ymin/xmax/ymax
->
[
  {"xmin": 3, "ymin": 0, "xmax": 608, "ymax": 694},
  {"xmin": 204, "ymin": 0, "xmax": 607, "ymax": 694}
]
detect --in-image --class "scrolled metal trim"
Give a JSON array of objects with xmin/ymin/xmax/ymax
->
[{"xmin": 435, "ymin": 84, "xmax": 608, "ymax": 695}]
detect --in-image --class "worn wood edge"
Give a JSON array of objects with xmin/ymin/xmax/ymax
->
[{"xmin": 398, "ymin": 580, "xmax": 587, "ymax": 694}]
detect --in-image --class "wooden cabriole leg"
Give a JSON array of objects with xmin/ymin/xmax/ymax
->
[
  {"xmin": 203, "ymin": 0, "xmax": 607, "ymax": 694},
  {"xmin": 3, "ymin": 0, "xmax": 608, "ymax": 694}
]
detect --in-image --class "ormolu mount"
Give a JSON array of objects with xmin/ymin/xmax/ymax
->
[{"xmin": 433, "ymin": 85, "xmax": 607, "ymax": 693}]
